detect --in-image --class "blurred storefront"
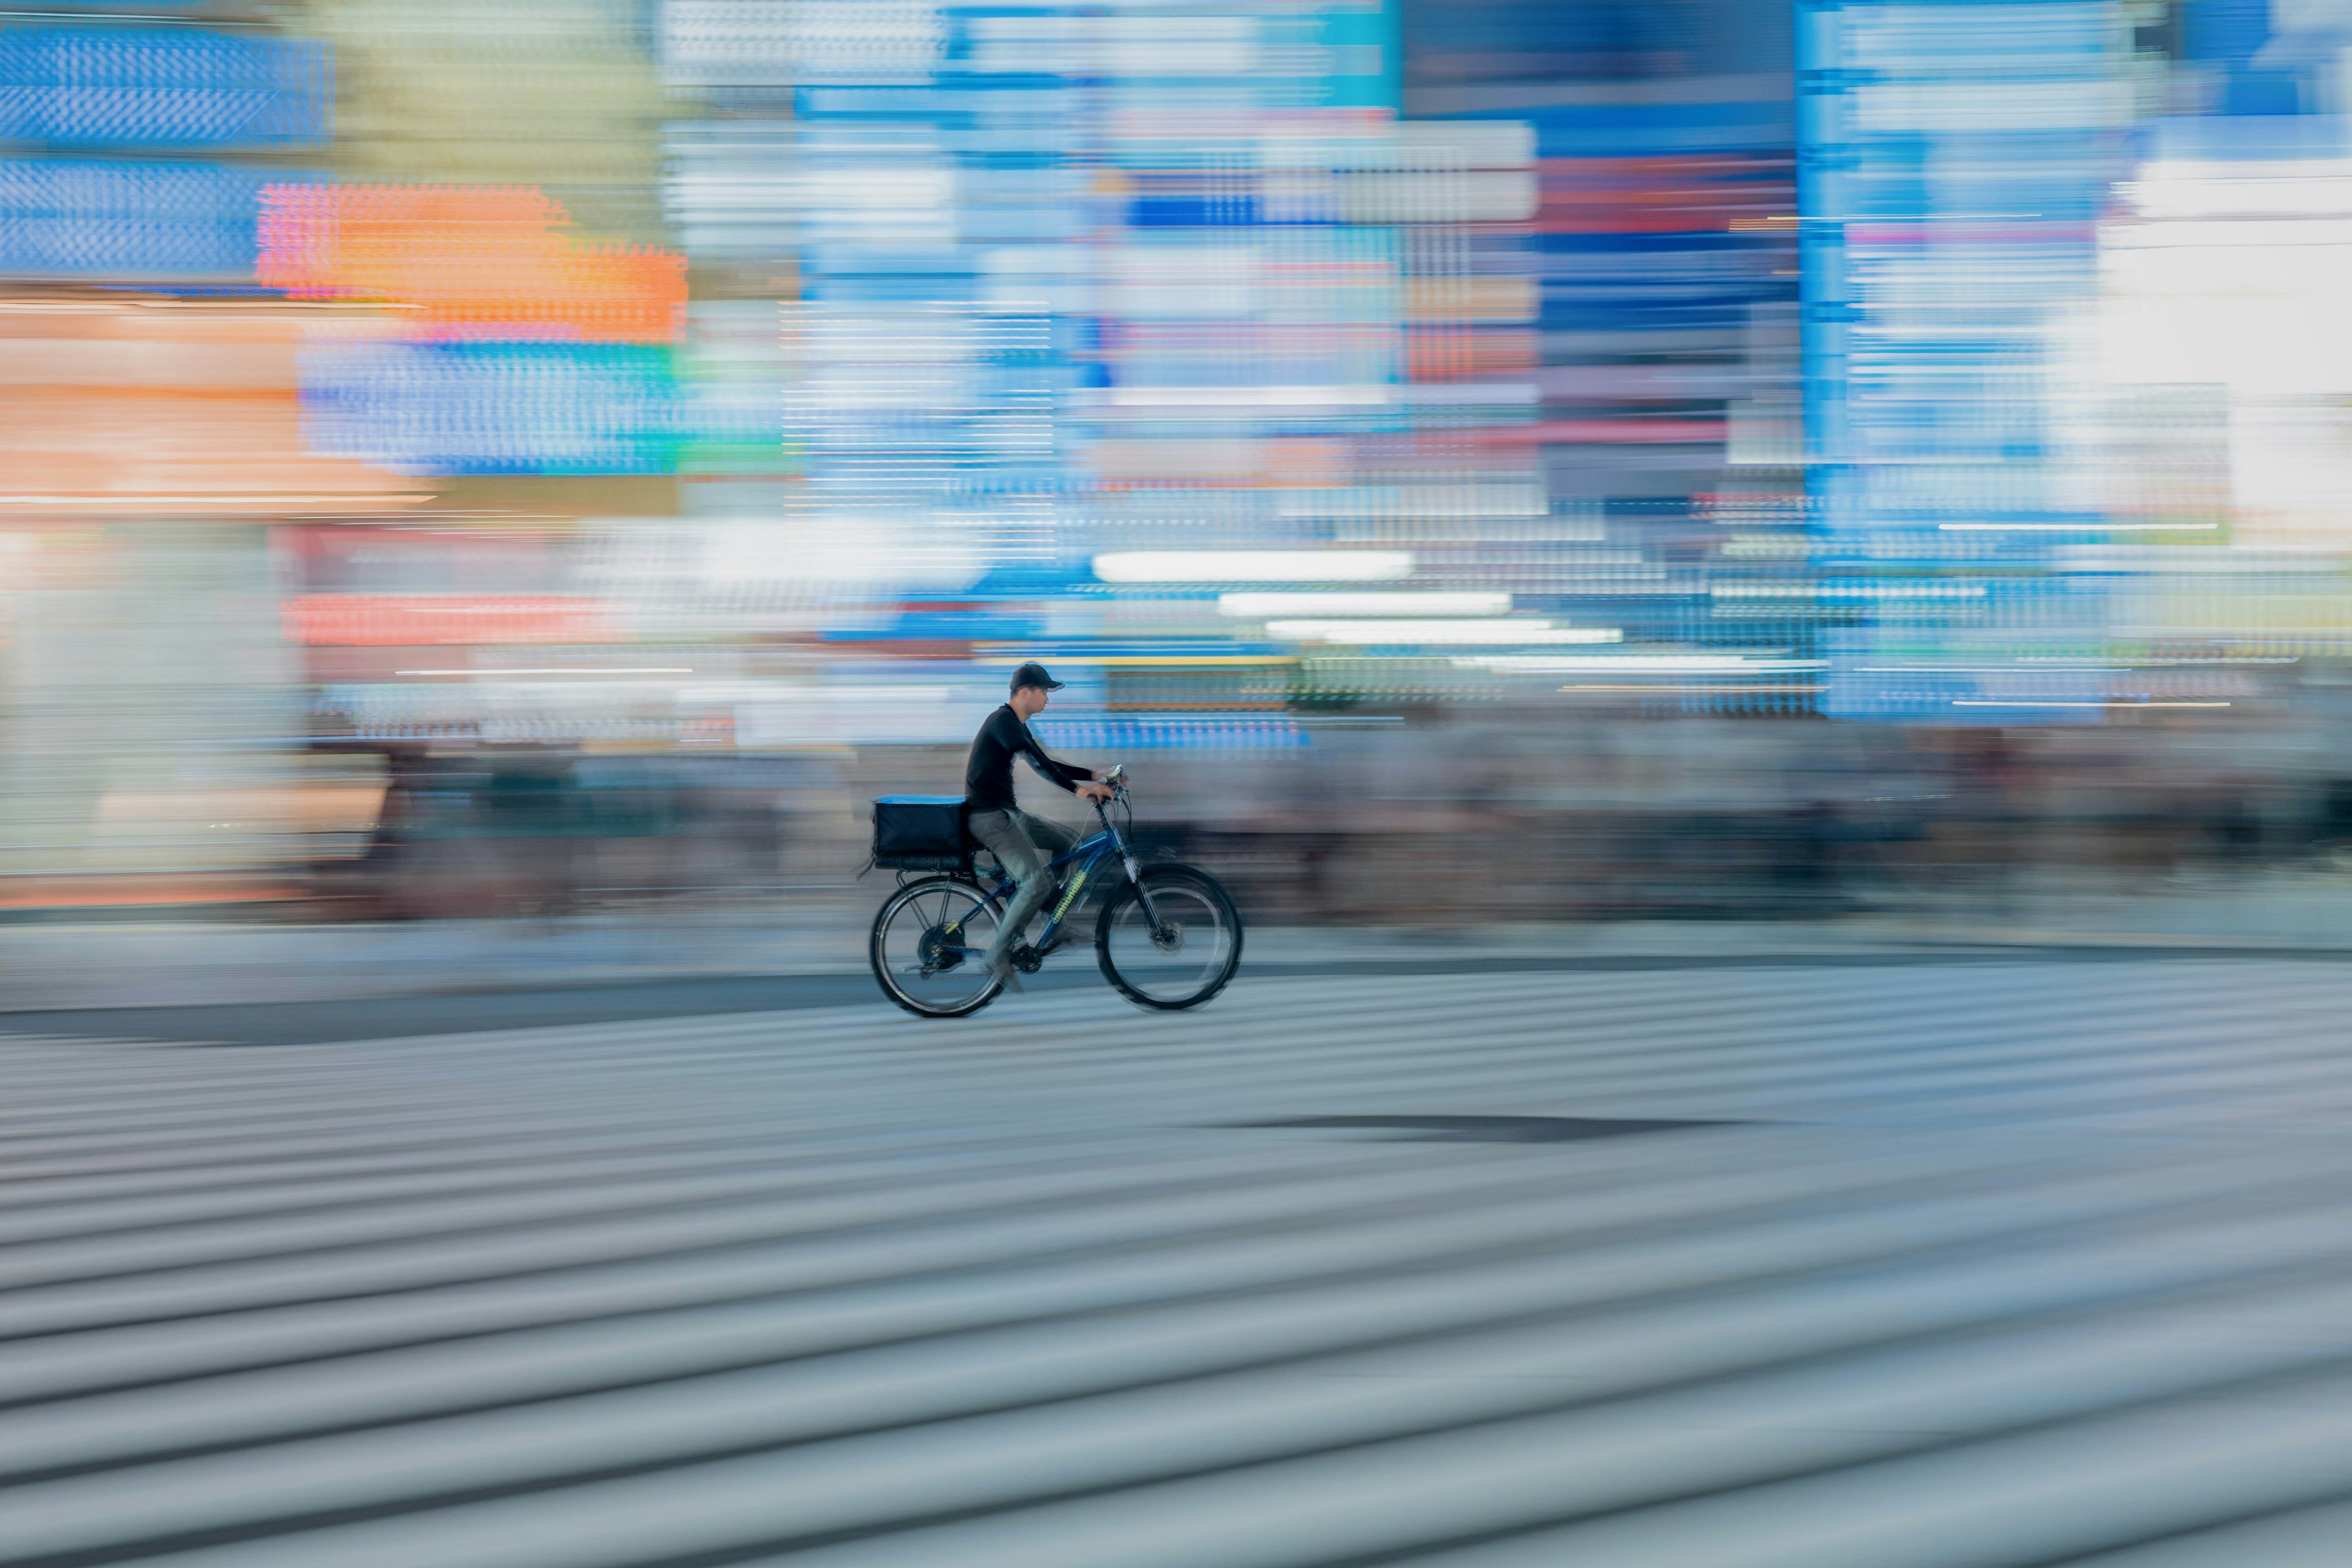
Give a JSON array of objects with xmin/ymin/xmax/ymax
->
[{"xmin": 2, "ymin": 1, "xmax": 2351, "ymax": 922}]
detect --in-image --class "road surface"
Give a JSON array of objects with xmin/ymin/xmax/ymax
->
[{"xmin": 4, "ymin": 957, "xmax": 2352, "ymax": 1566}]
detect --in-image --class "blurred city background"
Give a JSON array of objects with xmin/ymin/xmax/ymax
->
[
  {"xmin": 23, "ymin": 9, "xmax": 2352, "ymax": 1567},
  {"xmin": 6, "ymin": 0, "xmax": 2352, "ymax": 940}
]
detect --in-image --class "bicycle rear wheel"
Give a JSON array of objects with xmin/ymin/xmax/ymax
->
[
  {"xmin": 870, "ymin": 876, "xmax": 1005, "ymax": 1017},
  {"xmin": 1095, "ymin": 864, "xmax": 1242, "ymax": 1011}
]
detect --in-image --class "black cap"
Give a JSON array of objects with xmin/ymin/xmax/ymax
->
[{"xmin": 1010, "ymin": 661, "xmax": 1065, "ymax": 693}]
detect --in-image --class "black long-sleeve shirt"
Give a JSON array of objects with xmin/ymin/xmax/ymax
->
[{"xmin": 964, "ymin": 704, "xmax": 1090, "ymax": 813}]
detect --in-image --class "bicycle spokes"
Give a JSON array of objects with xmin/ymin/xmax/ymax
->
[{"xmin": 872, "ymin": 877, "xmax": 1005, "ymax": 1016}]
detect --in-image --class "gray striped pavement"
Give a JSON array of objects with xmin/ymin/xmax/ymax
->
[{"xmin": 4, "ymin": 959, "xmax": 2352, "ymax": 1566}]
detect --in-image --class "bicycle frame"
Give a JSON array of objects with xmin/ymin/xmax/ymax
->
[{"xmin": 951, "ymin": 794, "xmax": 1156, "ymax": 962}]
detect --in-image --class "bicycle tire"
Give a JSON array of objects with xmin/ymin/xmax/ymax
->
[
  {"xmin": 1094, "ymin": 863, "xmax": 1243, "ymax": 1011},
  {"xmin": 870, "ymin": 875, "xmax": 1005, "ymax": 1019}
]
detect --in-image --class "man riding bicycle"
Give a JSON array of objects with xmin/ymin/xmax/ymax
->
[
  {"xmin": 965, "ymin": 662, "xmax": 1114, "ymax": 989},
  {"xmin": 865, "ymin": 662, "xmax": 1241, "ymax": 1016}
]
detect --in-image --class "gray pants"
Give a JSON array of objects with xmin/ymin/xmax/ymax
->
[{"xmin": 968, "ymin": 808, "xmax": 1078, "ymax": 966}]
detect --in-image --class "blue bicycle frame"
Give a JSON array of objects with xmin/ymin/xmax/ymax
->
[{"xmin": 960, "ymin": 795, "xmax": 1155, "ymax": 961}]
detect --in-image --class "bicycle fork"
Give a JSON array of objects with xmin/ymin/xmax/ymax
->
[
  {"xmin": 1097, "ymin": 801, "xmax": 1169, "ymax": 937},
  {"xmin": 1124, "ymin": 852, "xmax": 1172, "ymax": 935}
]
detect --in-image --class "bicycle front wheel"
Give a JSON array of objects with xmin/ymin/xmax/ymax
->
[
  {"xmin": 870, "ymin": 876, "xmax": 1005, "ymax": 1018},
  {"xmin": 1095, "ymin": 864, "xmax": 1242, "ymax": 1011}
]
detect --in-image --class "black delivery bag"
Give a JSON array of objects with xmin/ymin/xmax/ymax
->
[{"xmin": 872, "ymin": 796, "xmax": 970, "ymax": 870}]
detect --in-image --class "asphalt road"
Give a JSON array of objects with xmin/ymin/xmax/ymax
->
[
  {"xmin": 4, "ymin": 959, "xmax": 2352, "ymax": 1566},
  {"xmin": 4, "ymin": 940, "xmax": 2338, "ymax": 1046}
]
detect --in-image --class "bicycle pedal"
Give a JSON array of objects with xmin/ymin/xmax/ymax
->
[{"xmin": 1012, "ymin": 943, "xmax": 1044, "ymax": 974}]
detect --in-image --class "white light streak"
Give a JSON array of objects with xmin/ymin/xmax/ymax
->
[
  {"xmin": 1950, "ymin": 700, "xmax": 2232, "ymax": 709},
  {"xmin": 1218, "ymin": 592, "xmax": 1510, "ymax": 618},
  {"xmin": 1268, "ymin": 620, "xmax": 1618, "ymax": 646},
  {"xmin": 1093, "ymin": 551, "xmax": 1414, "ymax": 584},
  {"xmin": 1937, "ymin": 522, "xmax": 2220, "ymax": 531},
  {"xmin": 2125, "ymin": 160, "xmax": 2352, "ymax": 220},
  {"xmin": 1455, "ymin": 655, "xmax": 1823, "ymax": 673},
  {"xmin": 1096, "ymin": 385, "xmax": 1539, "ymax": 409},
  {"xmin": 1103, "ymin": 385, "xmax": 1389, "ymax": 408},
  {"xmin": 0, "ymin": 495, "xmax": 434, "ymax": 506}
]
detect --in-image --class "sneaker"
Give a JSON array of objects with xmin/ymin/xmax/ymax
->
[{"xmin": 987, "ymin": 950, "xmax": 1024, "ymax": 993}]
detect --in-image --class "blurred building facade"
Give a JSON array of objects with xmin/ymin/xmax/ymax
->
[{"xmin": 4, "ymin": 0, "xmax": 2352, "ymax": 919}]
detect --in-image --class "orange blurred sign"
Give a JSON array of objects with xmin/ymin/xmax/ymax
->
[
  {"xmin": 284, "ymin": 594, "xmax": 620, "ymax": 646},
  {"xmin": 259, "ymin": 184, "xmax": 687, "ymax": 345},
  {"xmin": 0, "ymin": 301, "xmax": 429, "ymax": 517}
]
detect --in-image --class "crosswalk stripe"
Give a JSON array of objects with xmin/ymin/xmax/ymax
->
[{"xmin": 2, "ymin": 962, "xmax": 2350, "ymax": 1564}]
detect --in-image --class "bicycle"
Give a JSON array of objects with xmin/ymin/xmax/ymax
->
[{"xmin": 869, "ymin": 765, "xmax": 1243, "ymax": 1018}]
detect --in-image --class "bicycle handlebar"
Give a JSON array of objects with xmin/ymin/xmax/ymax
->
[{"xmin": 1092, "ymin": 764, "xmax": 1130, "ymax": 835}]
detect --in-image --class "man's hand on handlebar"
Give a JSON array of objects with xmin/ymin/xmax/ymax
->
[{"xmin": 1075, "ymin": 764, "xmax": 1123, "ymax": 805}]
